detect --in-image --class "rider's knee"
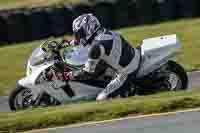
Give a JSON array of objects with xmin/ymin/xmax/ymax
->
[{"xmin": 96, "ymin": 93, "xmax": 107, "ymax": 101}]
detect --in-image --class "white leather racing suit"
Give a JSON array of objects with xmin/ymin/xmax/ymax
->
[{"xmin": 72, "ymin": 28, "xmax": 140, "ymax": 100}]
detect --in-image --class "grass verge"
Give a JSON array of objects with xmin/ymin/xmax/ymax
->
[
  {"xmin": 0, "ymin": 90, "xmax": 200, "ymax": 132},
  {"xmin": 1, "ymin": 18, "xmax": 200, "ymax": 96}
]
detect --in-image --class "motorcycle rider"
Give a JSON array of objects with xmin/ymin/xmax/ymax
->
[{"xmin": 65, "ymin": 13, "xmax": 141, "ymax": 100}]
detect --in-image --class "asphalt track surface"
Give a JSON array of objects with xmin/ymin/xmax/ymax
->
[
  {"xmin": 0, "ymin": 71, "xmax": 200, "ymax": 113},
  {"xmin": 36, "ymin": 110, "xmax": 200, "ymax": 133}
]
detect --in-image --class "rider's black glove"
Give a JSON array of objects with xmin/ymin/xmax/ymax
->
[{"xmin": 48, "ymin": 41, "xmax": 62, "ymax": 51}]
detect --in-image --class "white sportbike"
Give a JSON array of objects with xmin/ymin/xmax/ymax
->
[{"xmin": 9, "ymin": 34, "xmax": 188, "ymax": 111}]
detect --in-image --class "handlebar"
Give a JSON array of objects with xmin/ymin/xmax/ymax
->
[
  {"xmin": 39, "ymin": 39, "xmax": 74, "ymax": 66},
  {"xmin": 40, "ymin": 39, "xmax": 71, "ymax": 53}
]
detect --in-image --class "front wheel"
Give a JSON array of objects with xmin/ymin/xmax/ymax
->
[
  {"xmin": 9, "ymin": 85, "xmax": 60, "ymax": 111},
  {"xmin": 162, "ymin": 61, "xmax": 188, "ymax": 91},
  {"xmin": 9, "ymin": 85, "xmax": 34, "ymax": 111}
]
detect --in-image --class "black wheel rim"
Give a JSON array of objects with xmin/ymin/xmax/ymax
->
[{"xmin": 167, "ymin": 72, "xmax": 183, "ymax": 91}]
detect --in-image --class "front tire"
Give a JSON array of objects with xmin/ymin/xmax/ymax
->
[{"xmin": 9, "ymin": 85, "xmax": 33, "ymax": 111}]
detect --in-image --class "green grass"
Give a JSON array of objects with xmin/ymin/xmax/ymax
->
[
  {"xmin": 0, "ymin": 41, "xmax": 39, "ymax": 96},
  {"xmin": 1, "ymin": 90, "xmax": 200, "ymax": 132}
]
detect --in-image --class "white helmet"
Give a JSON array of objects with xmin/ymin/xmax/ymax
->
[{"xmin": 72, "ymin": 14, "xmax": 101, "ymax": 45}]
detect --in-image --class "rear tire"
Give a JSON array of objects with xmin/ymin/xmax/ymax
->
[{"xmin": 165, "ymin": 61, "xmax": 188, "ymax": 91}]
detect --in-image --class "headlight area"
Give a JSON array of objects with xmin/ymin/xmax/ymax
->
[
  {"xmin": 28, "ymin": 67, "xmax": 32, "ymax": 76},
  {"xmin": 26, "ymin": 62, "xmax": 32, "ymax": 76}
]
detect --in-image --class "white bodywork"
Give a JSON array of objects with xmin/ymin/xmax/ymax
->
[
  {"xmin": 18, "ymin": 47, "xmax": 55, "ymax": 87},
  {"xmin": 137, "ymin": 34, "xmax": 180, "ymax": 77},
  {"xmin": 18, "ymin": 62, "xmax": 54, "ymax": 86},
  {"xmin": 17, "ymin": 34, "xmax": 181, "ymax": 103}
]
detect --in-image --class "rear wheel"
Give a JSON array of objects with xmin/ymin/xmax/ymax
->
[{"xmin": 161, "ymin": 61, "xmax": 188, "ymax": 91}]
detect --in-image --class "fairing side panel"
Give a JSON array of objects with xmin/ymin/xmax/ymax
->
[
  {"xmin": 68, "ymin": 81, "xmax": 104, "ymax": 98},
  {"xmin": 18, "ymin": 63, "xmax": 53, "ymax": 87}
]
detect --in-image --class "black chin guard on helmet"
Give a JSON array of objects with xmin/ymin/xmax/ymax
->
[{"xmin": 74, "ymin": 27, "xmax": 86, "ymax": 40}]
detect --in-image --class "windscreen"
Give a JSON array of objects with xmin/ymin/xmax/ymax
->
[{"xmin": 29, "ymin": 48, "xmax": 48, "ymax": 66}]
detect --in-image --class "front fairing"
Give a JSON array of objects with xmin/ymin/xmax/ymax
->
[
  {"xmin": 20, "ymin": 62, "xmax": 54, "ymax": 86},
  {"xmin": 26, "ymin": 47, "xmax": 52, "ymax": 76},
  {"xmin": 21, "ymin": 47, "xmax": 54, "ymax": 86},
  {"xmin": 29, "ymin": 48, "xmax": 48, "ymax": 66}
]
